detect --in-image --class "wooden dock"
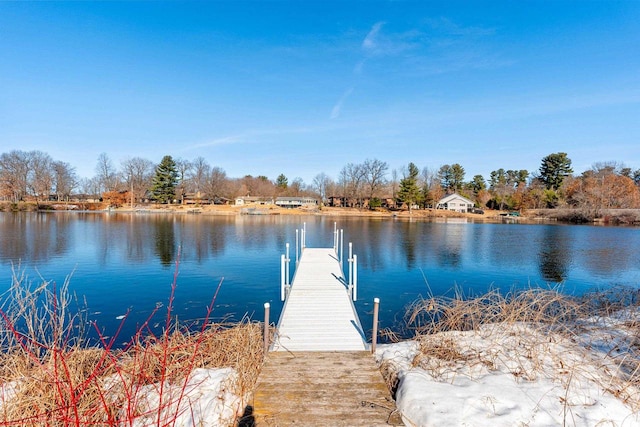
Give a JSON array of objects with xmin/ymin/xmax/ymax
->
[
  {"xmin": 272, "ymin": 247, "xmax": 366, "ymax": 352},
  {"xmin": 251, "ymin": 351, "xmax": 403, "ymax": 426},
  {"xmin": 248, "ymin": 232, "xmax": 402, "ymax": 425}
]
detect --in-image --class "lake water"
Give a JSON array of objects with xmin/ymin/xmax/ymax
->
[{"xmin": 1, "ymin": 212, "xmax": 639, "ymax": 344}]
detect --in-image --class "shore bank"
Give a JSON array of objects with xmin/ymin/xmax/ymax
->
[
  {"xmin": 3, "ymin": 200, "xmax": 640, "ymax": 225},
  {"xmin": 0, "ymin": 200, "xmax": 516, "ymax": 221}
]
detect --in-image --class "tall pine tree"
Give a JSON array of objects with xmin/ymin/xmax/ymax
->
[
  {"xmin": 151, "ymin": 155, "xmax": 179, "ymax": 204},
  {"xmin": 539, "ymin": 152, "xmax": 573, "ymax": 190},
  {"xmin": 398, "ymin": 162, "xmax": 421, "ymax": 211}
]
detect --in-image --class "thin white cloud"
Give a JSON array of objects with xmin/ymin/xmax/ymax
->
[
  {"xmin": 353, "ymin": 58, "xmax": 367, "ymax": 75},
  {"xmin": 425, "ymin": 17, "xmax": 495, "ymax": 37},
  {"xmin": 362, "ymin": 22, "xmax": 385, "ymax": 51},
  {"xmin": 330, "ymin": 87, "xmax": 354, "ymax": 119},
  {"xmin": 361, "ymin": 21, "xmax": 420, "ymax": 57},
  {"xmin": 183, "ymin": 124, "xmax": 345, "ymax": 152},
  {"xmin": 187, "ymin": 135, "xmax": 247, "ymax": 150}
]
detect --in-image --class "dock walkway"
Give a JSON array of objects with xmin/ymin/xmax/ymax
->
[
  {"xmin": 250, "ymin": 230, "xmax": 402, "ymax": 425},
  {"xmin": 272, "ymin": 247, "xmax": 366, "ymax": 352},
  {"xmin": 252, "ymin": 351, "xmax": 402, "ymax": 426}
]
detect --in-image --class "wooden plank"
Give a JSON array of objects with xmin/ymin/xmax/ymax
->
[
  {"xmin": 273, "ymin": 248, "xmax": 367, "ymax": 352},
  {"xmin": 250, "ymin": 352, "xmax": 403, "ymax": 426}
]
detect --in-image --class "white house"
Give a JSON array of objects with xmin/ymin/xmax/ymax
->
[
  {"xmin": 275, "ymin": 197, "xmax": 318, "ymax": 208},
  {"xmin": 436, "ymin": 193, "xmax": 475, "ymax": 213}
]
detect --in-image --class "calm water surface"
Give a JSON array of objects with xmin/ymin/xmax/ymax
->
[{"xmin": 1, "ymin": 212, "xmax": 639, "ymax": 343}]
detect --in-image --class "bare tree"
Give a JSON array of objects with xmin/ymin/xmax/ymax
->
[
  {"xmin": 173, "ymin": 158, "xmax": 192, "ymax": 204},
  {"xmin": 95, "ymin": 153, "xmax": 119, "ymax": 194},
  {"xmin": 189, "ymin": 156, "xmax": 211, "ymax": 195},
  {"xmin": 363, "ymin": 158, "xmax": 388, "ymax": 201},
  {"xmin": 337, "ymin": 167, "xmax": 349, "ymax": 205},
  {"xmin": 78, "ymin": 177, "xmax": 101, "ymax": 199},
  {"xmin": 342, "ymin": 163, "xmax": 367, "ymax": 208},
  {"xmin": 121, "ymin": 157, "xmax": 154, "ymax": 206},
  {"xmin": 312, "ymin": 172, "xmax": 332, "ymax": 204},
  {"xmin": 289, "ymin": 177, "xmax": 304, "ymax": 196},
  {"xmin": 205, "ymin": 166, "xmax": 229, "ymax": 200},
  {"xmin": 421, "ymin": 167, "xmax": 442, "ymax": 208},
  {"xmin": 28, "ymin": 151, "xmax": 54, "ymax": 204},
  {"xmin": 0, "ymin": 150, "xmax": 31, "ymax": 202},
  {"xmin": 52, "ymin": 161, "xmax": 78, "ymax": 201},
  {"xmin": 390, "ymin": 169, "xmax": 399, "ymax": 205},
  {"xmin": 237, "ymin": 175, "xmax": 275, "ymax": 197}
]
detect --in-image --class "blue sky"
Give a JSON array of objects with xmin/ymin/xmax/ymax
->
[{"xmin": 1, "ymin": 1, "xmax": 639, "ymax": 184}]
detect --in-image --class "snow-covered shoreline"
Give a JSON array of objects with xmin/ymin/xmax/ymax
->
[
  {"xmin": 3, "ymin": 309, "xmax": 639, "ymax": 426},
  {"xmin": 376, "ymin": 312, "xmax": 640, "ymax": 427}
]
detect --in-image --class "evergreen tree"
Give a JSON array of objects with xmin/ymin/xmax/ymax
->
[
  {"xmin": 398, "ymin": 162, "xmax": 421, "ymax": 211},
  {"xmin": 469, "ymin": 175, "xmax": 486, "ymax": 194},
  {"xmin": 276, "ymin": 173, "xmax": 288, "ymax": 189},
  {"xmin": 539, "ymin": 152, "xmax": 573, "ymax": 190},
  {"xmin": 151, "ymin": 155, "xmax": 179, "ymax": 203},
  {"xmin": 438, "ymin": 163, "xmax": 465, "ymax": 192},
  {"xmin": 450, "ymin": 163, "xmax": 465, "ymax": 192}
]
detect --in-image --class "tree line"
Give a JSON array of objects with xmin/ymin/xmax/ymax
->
[{"xmin": 1, "ymin": 149, "xmax": 639, "ymax": 212}]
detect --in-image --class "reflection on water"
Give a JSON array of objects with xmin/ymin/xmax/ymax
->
[
  {"xmin": 1, "ymin": 212, "xmax": 639, "ymax": 341},
  {"xmin": 0, "ymin": 213, "xmax": 72, "ymax": 263},
  {"xmin": 538, "ymin": 226, "xmax": 572, "ymax": 282},
  {"xmin": 154, "ymin": 218, "xmax": 176, "ymax": 266}
]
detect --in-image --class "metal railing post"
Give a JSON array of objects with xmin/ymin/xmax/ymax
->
[
  {"xmin": 264, "ymin": 302, "xmax": 270, "ymax": 354},
  {"xmin": 285, "ymin": 243, "xmax": 290, "ymax": 286},
  {"xmin": 348, "ymin": 242, "xmax": 353, "ymax": 296},
  {"xmin": 353, "ymin": 254, "xmax": 358, "ymax": 301},
  {"xmin": 371, "ymin": 298, "xmax": 379, "ymax": 353},
  {"xmin": 340, "ymin": 229, "xmax": 344, "ymax": 268},
  {"xmin": 280, "ymin": 254, "xmax": 286, "ymax": 301},
  {"xmin": 295, "ymin": 229, "xmax": 299, "ymax": 266}
]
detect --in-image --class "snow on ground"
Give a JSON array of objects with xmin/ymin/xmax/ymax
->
[
  {"xmin": 376, "ymin": 316, "xmax": 640, "ymax": 427},
  {"xmin": 4, "ymin": 311, "xmax": 640, "ymax": 426},
  {"xmin": 101, "ymin": 367, "xmax": 244, "ymax": 427}
]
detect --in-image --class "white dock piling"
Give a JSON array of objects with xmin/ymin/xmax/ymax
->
[
  {"xmin": 371, "ymin": 298, "xmax": 379, "ymax": 353},
  {"xmin": 353, "ymin": 254, "xmax": 358, "ymax": 301},
  {"xmin": 285, "ymin": 243, "xmax": 290, "ymax": 286},
  {"xmin": 280, "ymin": 254, "xmax": 286, "ymax": 301},
  {"xmin": 264, "ymin": 302, "xmax": 270, "ymax": 354}
]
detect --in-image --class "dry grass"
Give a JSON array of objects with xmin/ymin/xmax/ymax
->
[
  {"xmin": 399, "ymin": 286, "xmax": 640, "ymax": 412},
  {"xmin": 405, "ymin": 287, "xmax": 584, "ymax": 336},
  {"xmin": 0, "ymin": 263, "xmax": 267, "ymax": 426}
]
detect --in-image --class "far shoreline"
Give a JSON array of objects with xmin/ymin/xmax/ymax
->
[{"xmin": 2, "ymin": 201, "xmax": 640, "ymax": 225}]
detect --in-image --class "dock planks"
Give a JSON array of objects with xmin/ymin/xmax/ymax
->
[
  {"xmin": 246, "ymin": 240, "xmax": 403, "ymax": 426},
  {"xmin": 251, "ymin": 351, "xmax": 403, "ymax": 426},
  {"xmin": 273, "ymin": 248, "xmax": 366, "ymax": 352}
]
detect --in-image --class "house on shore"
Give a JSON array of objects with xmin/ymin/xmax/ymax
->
[
  {"xmin": 234, "ymin": 196, "xmax": 274, "ymax": 206},
  {"xmin": 275, "ymin": 196, "xmax": 318, "ymax": 208},
  {"xmin": 436, "ymin": 193, "xmax": 475, "ymax": 213}
]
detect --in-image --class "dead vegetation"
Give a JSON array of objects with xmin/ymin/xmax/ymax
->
[
  {"xmin": 0, "ymin": 263, "xmax": 266, "ymax": 426},
  {"xmin": 391, "ymin": 286, "xmax": 640, "ymax": 412}
]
